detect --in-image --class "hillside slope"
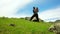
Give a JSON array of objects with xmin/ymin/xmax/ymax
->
[{"xmin": 0, "ymin": 18, "xmax": 54, "ymax": 34}]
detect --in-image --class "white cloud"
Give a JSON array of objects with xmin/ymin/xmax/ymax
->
[
  {"xmin": 32, "ymin": 0, "xmax": 51, "ymax": 5},
  {"xmin": 0, "ymin": 0, "xmax": 32, "ymax": 17},
  {"xmin": 39, "ymin": 7, "xmax": 60, "ymax": 22}
]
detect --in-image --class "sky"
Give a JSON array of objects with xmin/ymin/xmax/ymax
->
[{"xmin": 0, "ymin": 0, "xmax": 60, "ymax": 22}]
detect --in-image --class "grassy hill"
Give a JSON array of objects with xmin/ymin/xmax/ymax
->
[{"xmin": 0, "ymin": 17, "xmax": 54, "ymax": 34}]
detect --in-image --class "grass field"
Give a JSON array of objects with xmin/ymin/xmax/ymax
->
[{"xmin": 0, "ymin": 17, "xmax": 54, "ymax": 34}]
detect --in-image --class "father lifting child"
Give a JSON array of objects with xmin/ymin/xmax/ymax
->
[{"xmin": 30, "ymin": 7, "xmax": 39, "ymax": 22}]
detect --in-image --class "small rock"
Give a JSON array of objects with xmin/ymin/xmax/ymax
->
[{"xmin": 10, "ymin": 24, "xmax": 15, "ymax": 26}]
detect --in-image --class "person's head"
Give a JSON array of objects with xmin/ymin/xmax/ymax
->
[
  {"xmin": 33, "ymin": 7, "xmax": 35, "ymax": 9},
  {"xmin": 36, "ymin": 7, "xmax": 38, "ymax": 9}
]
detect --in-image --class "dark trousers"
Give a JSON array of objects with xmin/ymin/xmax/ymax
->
[{"xmin": 30, "ymin": 14, "xmax": 39, "ymax": 22}]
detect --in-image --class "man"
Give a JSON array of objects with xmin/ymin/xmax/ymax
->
[{"xmin": 30, "ymin": 7, "xmax": 39, "ymax": 22}]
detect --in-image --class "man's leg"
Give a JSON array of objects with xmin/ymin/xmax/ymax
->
[
  {"xmin": 30, "ymin": 14, "xmax": 36, "ymax": 21},
  {"xmin": 36, "ymin": 14, "xmax": 39, "ymax": 22}
]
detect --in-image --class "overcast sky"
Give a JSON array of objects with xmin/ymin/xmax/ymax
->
[{"xmin": 0, "ymin": 0, "xmax": 60, "ymax": 22}]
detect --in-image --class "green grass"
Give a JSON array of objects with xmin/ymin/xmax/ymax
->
[{"xmin": 0, "ymin": 17, "xmax": 54, "ymax": 34}]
